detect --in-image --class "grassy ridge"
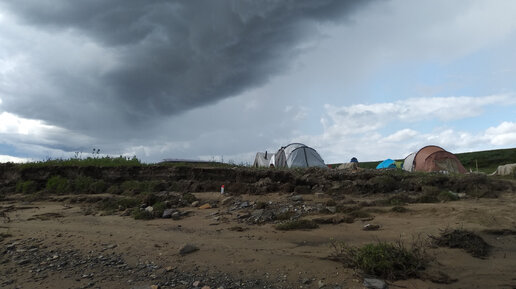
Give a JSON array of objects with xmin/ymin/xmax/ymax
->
[{"xmin": 334, "ymin": 147, "xmax": 516, "ymax": 173}]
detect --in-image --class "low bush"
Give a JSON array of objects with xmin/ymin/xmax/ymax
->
[
  {"xmin": 73, "ymin": 176, "xmax": 95, "ymax": 193},
  {"xmin": 437, "ymin": 191, "xmax": 459, "ymax": 202},
  {"xmin": 431, "ymin": 228, "xmax": 490, "ymax": 258},
  {"xmin": 46, "ymin": 176, "xmax": 69, "ymax": 195},
  {"xmin": 330, "ymin": 238, "xmax": 429, "ymax": 280},
  {"xmin": 16, "ymin": 181, "xmax": 38, "ymax": 194},
  {"xmin": 132, "ymin": 209, "xmax": 154, "ymax": 220}
]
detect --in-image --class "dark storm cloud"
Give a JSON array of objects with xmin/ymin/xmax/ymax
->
[{"xmin": 2, "ymin": 0, "xmax": 375, "ymax": 123}]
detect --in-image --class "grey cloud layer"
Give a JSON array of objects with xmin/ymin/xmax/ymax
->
[{"xmin": 1, "ymin": 0, "xmax": 374, "ymax": 129}]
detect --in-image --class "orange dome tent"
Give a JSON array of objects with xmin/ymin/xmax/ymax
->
[{"xmin": 411, "ymin": 145, "xmax": 466, "ymax": 174}]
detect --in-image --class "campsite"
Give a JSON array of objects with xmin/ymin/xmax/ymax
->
[{"xmin": 1, "ymin": 147, "xmax": 516, "ymax": 289}]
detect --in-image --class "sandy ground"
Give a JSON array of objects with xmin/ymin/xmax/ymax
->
[{"xmin": 1, "ymin": 191, "xmax": 516, "ymax": 289}]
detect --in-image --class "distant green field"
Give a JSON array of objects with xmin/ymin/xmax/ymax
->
[{"xmin": 331, "ymin": 147, "xmax": 516, "ymax": 174}]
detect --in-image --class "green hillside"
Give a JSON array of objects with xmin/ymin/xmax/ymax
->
[{"xmin": 332, "ymin": 147, "xmax": 516, "ymax": 174}]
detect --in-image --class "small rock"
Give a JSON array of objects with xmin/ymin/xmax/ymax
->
[
  {"xmin": 457, "ymin": 192, "xmax": 467, "ymax": 198},
  {"xmin": 165, "ymin": 266, "xmax": 174, "ymax": 272},
  {"xmin": 363, "ymin": 224, "xmax": 380, "ymax": 231},
  {"xmin": 16, "ymin": 259, "xmax": 30, "ymax": 265},
  {"xmin": 106, "ymin": 244, "xmax": 117, "ymax": 249},
  {"xmin": 171, "ymin": 211, "xmax": 181, "ymax": 220},
  {"xmin": 179, "ymin": 244, "xmax": 199, "ymax": 256},
  {"xmin": 220, "ymin": 197, "xmax": 233, "ymax": 205},
  {"xmin": 191, "ymin": 201, "xmax": 200, "ymax": 207},
  {"xmin": 363, "ymin": 278, "xmax": 387, "ymax": 289},
  {"xmin": 291, "ymin": 195, "xmax": 303, "ymax": 202},
  {"xmin": 162, "ymin": 209, "xmax": 175, "ymax": 218},
  {"xmin": 193, "ymin": 280, "xmax": 201, "ymax": 287},
  {"xmin": 239, "ymin": 201, "xmax": 250, "ymax": 208},
  {"xmin": 145, "ymin": 206, "xmax": 154, "ymax": 213},
  {"xmin": 326, "ymin": 206, "xmax": 337, "ymax": 214},
  {"xmin": 301, "ymin": 278, "xmax": 311, "ymax": 284},
  {"xmin": 317, "ymin": 280, "xmax": 325, "ymax": 288},
  {"xmin": 199, "ymin": 203, "xmax": 212, "ymax": 209}
]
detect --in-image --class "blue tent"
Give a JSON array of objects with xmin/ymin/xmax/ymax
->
[
  {"xmin": 350, "ymin": 157, "xmax": 358, "ymax": 163},
  {"xmin": 376, "ymin": 159, "xmax": 397, "ymax": 169}
]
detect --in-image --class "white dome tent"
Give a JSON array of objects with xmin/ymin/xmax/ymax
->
[{"xmin": 273, "ymin": 143, "xmax": 326, "ymax": 168}]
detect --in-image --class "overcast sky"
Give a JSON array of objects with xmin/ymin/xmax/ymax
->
[{"xmin": 1, "ymin": 0, "xmax": 516, "ymax": 165}]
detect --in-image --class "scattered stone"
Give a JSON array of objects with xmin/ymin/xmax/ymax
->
[
  {"xmin": 239, "ymin": 202, "xmax": 250, "ymax": 208},
  {"xmin": 199, "ymin": 203, "xmax": 212, "ymax": 210},
  {"xmin": 162, "ymin": 209, "xmax": 175, "ymax": 218},
  {"xmin": 145, "ymin": 206, "xmax": 154, "ymax": 213},
  {"xmin": 193, "ymin": 280, "xmax": 201, "ymax": 287},
  {"xmin": 171, "ymin": 211, "xmax": 182, "ymax": 220},
  {"xmin": 325, "ymin": 206, "xmax": 337, "ymax": 214},
  {"xmin": 179, "ymin": 244, "xmax": 199, "ymax": 256},
  {"xmin": 363, "ymin": 277, "xmax": 387, "ymax": 289},
  {"xmin": 165, "ymin": 266, "xmax": 174, "ymax": 272},
  {"xmin": 291, "ymin": 195, "xmax": 303, "ymax": 202},
  {"xmin": 301, "ymin": 278, "xmax": 311, "ymax": 284},
  {"xmin": 363, "ymin": 224, "xmax": 380, "ymax": 231},
  {"xmin": 191, "ymin": 201, "xmax": 200, "ymax": 207},
  {"xmin": 220, "ymin": 197, "xmax": 233, "ymax": 205}
]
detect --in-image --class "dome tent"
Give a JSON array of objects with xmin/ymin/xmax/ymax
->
[
  {"xmin": 274, "ymin": 143, "xmax": 326, "ymax": 168},
  {"xmin": 402, "ymin": 152, "xmax": 416, "ymax": 172},
  {"xmin": 376, "ymin": 159, "xmax": 397, "ymax": 169},
  {"xmin": 253, "ymin": 151, "xmax": 275, "ymax": 168},
  {"xmin": 404, "ymin": 145, "xmax": 466, "ymax": 174}
]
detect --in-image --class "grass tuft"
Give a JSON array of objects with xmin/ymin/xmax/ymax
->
[
  {"xmin": 430, "ymin": 228, "xmax": 490, "ymax": 258},
  {"xmin": 330, "ymin": 238, "xmax": 429, "ymax": 280}
]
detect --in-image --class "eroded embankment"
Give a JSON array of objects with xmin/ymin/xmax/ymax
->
[{"xmin": 0, "ymin": 164, "xmax": 513, "ymax": 198}]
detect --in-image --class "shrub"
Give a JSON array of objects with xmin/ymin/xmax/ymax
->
[
  {"xmin": 330, "ymin": 239, "xmax": 429, "ymax": 280},
  {"xmin": 73, "ymin": 176, "xmax": 95, "ymax": 193},
  {"xmin": 182, "ymin": 193, "xmax": 197, "ymax": 204},
  {"xmin": 431, "ymin": 229, "xmax": 490, "ymax": 258},
  {"xmin": 132, "ymin": 209, "xmax": 154, "ymax": 220},
  {"xmin": 152, "ymin": 201, "xmax": 167, "ymax": 218},
  {"xmin": 121, "ymin": 180, "xmax": 144, "ymax": 195},
  {"xmin": 437, "ymin": 191, "xmax": 459, "ymax": 202},
  {"xmin": 46, "ymin": 176, "xmax": 69, "ymax": 195},
  {"xmin": 16, "ymin": 181, "xmax": 38, "ymax": 194},
  {"xmin": 89, "ymin": 180, "xmax": 107, "ymax": 194},
  {"xmin": 275, "ymin": 219, "xmax": 319, "ymax": 231}
]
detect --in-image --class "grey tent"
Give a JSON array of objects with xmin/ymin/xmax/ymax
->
[
  {"xmin": 253, "ymin": 151, "xmax": 275, "ymax": 168},
  {"xmin": 490, "ymin": 163, "xmax": 516, "ymax": 176},
  {"xmin": 402, "ymin": 152, "xmax": 416, "ymax": 172},
  {"xmin": 274, "ymin": 143, "xmax": 326, "ymax": 168}
]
